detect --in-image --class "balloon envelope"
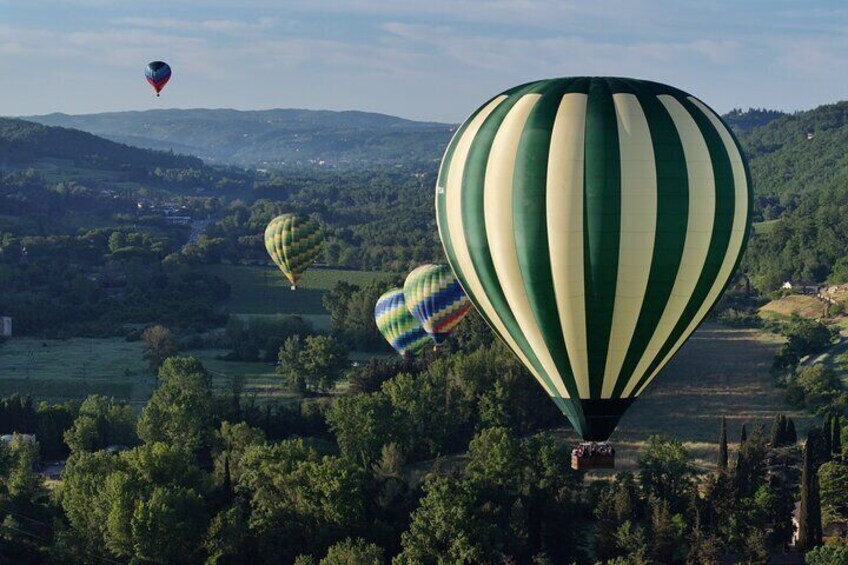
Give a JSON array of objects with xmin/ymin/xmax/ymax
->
[
  {"xmin": 435, "ymin": 77, "xmax": 752, "ymax": 441},
  {"xmin": 145, "ymin": 61, "xmax": 171, "ymax": 95},
  {"xmin": 264, "ymin": 214, "xmax": 324, "ymax": 289},
  {"xmin": 403, "ymin": 264, "xmax": 472, "ymax": 345},
  {"xmin": 375, "ymin": 288, "xmax": 431, "ymax": 356}
]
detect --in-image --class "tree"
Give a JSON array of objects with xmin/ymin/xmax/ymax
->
[
  {"xmin": 130, "ymin": 485, "xmax": 208, "ymax": 564},
  {"xmin": 59, "ymin": 450, "xmax": 125, "ymax": 554},
  {"xmin": 637, "ymin": 436, "xmax": 693, "ymax": 512},
  {"xmin": 735, "ymin": 424, "xmax": 768, "ymax": 498},
  {"xmin": 300, "ymin": 335, "xmax": 349, "ymax": 392},
  {"xmin": 238, "ymin": 440, "xmax": 367, "ymax": 562},
  {"xmin": 649, "ymin": 497, "xmax": 683, "ymax": 565},
  {"xmin": 464, "ymin": 427, "xmax": 523, "ymax": 490},
  {"xmin": 798, "ymin": 437, "xmax": 823, "ymax": 551},
  {"xmin": 614, "ymin": 521, "xmax": 650, "ymax": 565},
  {"xmin": 396, "ymin": 476, "xmax": 499, "ymax": 564},
  {"xmin": 718, "ymin": 417, "xmax": 729, "ymax": 471},
  {"xmin": 5, "ymin": 435, "xmax": 41, "ymax": 502},
  {"xmin": 796, "ymin": 365, "xmax": 841, "ymax": 408},
  {"xmin": 319, "ymin": 538, "xmax": 384, "ymax": 565},
  {"xmin": 769, "ymin": 413, "xmax": 789, "ymax": 447},
  {"xmin": 595, "ymin": 486, "xmax": 623, "ymax": 562},
  {"xmin": 204, "ymin": 504, "xmax": 252, "ymax": 565},
  {"xmin": 137, "ymin": 357, "xmax": 214, "ymax": 453},
  {"xmin": 325, "ymin": 392, "xmax": 395, "ymax": 466},
  {"xmin": 278, "ymin": 335, "xmax": 307, "ymax": 392},
  {"xmin": 278, "ymin": 335, "xmax": 349, "ymax": 393},
  {"xmin": 740, "ymin": 423, "xmax": 748, "ymax": 444},
  {"xmin": 831, "ymin": 414, "xmax": 843, "ymax": 457},
  {"xmin": 142, "ymin": 324, "xmax": 178, "ymax": 370},
  {"xmin": 824, "ymin": 413, "xmax": 833, "ymax": 455},
  {"xmin": 787, "ymin": 418, "xmax": 798, "ymax": 444},
  {"xmin": 806, "ymin": 544, "xmax": 848, "ymax": 565},
  {"xmin": 818, "ymin": 461, "xmax": 848, "ymax": 528},
  {"xmin": 64, "ymin": 395, "xmax": 136, "ymax": 453},
  {"xmin": 212, "ymin": 421, "xmax": 266, "ymax": 484}
]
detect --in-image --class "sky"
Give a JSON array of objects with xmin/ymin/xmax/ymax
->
[{"xmin": 2, "ymin": 0, "xmax": 848, "ymax": 122}]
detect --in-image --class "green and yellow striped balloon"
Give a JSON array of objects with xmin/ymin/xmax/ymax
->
[
  {"xmin": 436, "ymin": 77, "xmax": 752, "ymax": 441},
  {"xmin": 264, "ymin": 214, "xmax": 324, "ymax": 290}
]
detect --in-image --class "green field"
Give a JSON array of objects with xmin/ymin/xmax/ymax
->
[
  {"xmin": 204, "ymin": 264, "xmax": 394, "ymax": 330},
  {"xmin": 752, "ymin": 218, "xmax": 780, "ymax": 235},
  {"xmin": 0, "ymin": 337, "xmax": 154, "ymax": 404}
]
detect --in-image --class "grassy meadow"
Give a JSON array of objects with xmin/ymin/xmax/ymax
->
[
  {"xmin": 0, "ymin": 337, "xmax": 154, "ymax": 405},
  {"xmin": 203, "ymin": 264, "xmax": 394, "ymax": 331}
]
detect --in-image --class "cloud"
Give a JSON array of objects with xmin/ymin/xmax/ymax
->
[{"xmin": 111, "ymin": 16, "xmax": 279, "ymax": 34}]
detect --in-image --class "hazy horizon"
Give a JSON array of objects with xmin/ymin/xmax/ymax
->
[{"xmin": 3, "ymin": 1, "xmax": 848, "ymax": 122}]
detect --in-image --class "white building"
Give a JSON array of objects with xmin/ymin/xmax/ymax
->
[{"xmin": 0, "ymin": 317, "xmax": 10, "ymax": 337}]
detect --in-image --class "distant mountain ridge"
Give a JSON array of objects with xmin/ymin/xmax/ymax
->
[{"xmin": 24, "ymin": 108, "xmax": 455, "ymax": 168}]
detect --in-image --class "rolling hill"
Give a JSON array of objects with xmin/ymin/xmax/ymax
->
[
  {"xmin": 24, "ymin": 108, "xmax": 455, "ymax": 168},
  {"xmin": 735, "ymin": 101, "xmax": 848, "ymax": 202},
  {"xmin": 0, "ymin": 117, "xmax": 203, "ymax": 171}
]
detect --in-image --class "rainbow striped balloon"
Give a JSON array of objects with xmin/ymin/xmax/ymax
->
[
  {"xmin": 374, "ymin": 288, "xmax": 431, "ymax": 356},
  {"xmin": 403, "ymin": 264, "xmax": 472, "ymax": 345}
]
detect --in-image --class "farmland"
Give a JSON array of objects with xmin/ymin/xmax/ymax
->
[
  {"xmin": 203, "ymin": 264, "xmax": 394, "ymax": 330},
  {"xmin": 611, "ymin": 324, "xmax": 811, "ymax": 471},
  {"xmin": 759, "ymin": 294, "xmax": 827, "ymax": 320},
  {"xmin": 0, "ymin": 337, "xmax": 153, "ymax": 405}
]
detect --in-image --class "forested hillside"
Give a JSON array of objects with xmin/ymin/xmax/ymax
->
[
  {"xmin": 0, "ymin": 118, "xmax": 202, "ymax": 171},
  {"xmin": 723, "ymin": 107, "xmax": 786, "ymax": 134},
  {"xmin": 737, "ymin": 102, "xmax": 848, "ymax": 289},
  {"xmin": 25, "ymin": 109, "xmax": 455, "ymax": 168}
]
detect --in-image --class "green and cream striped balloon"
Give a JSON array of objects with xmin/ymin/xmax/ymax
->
[
  {"xmin": 436, "ymin": 77, "xmax": 752, "ymax": 441},
  {"xmin": 264, "ymin": 214, "xmax": 324, "ymax": 290}
]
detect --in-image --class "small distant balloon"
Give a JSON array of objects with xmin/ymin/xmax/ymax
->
[{"xmin": 145, "ymin": 61, "xmax": 171, "ymax": 97}]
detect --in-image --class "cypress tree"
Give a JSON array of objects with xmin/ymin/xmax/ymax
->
[
  {"xmin": 223, "ymin": 455, "xmax": 233, "ymax": 502},
  {"xmin": 779, "ymin": 414, "xmax": 788, "ymax": 445},
  {"xmin": 832, "ymin": 415, "xmax": 843, "ymax": 458},
  {"xmin": 823, "ymin": 414, "xmax": 833, "ymax": 456},
  {"xmin": 787, "ymin": 418, "xmax": 798, "ymax": 445},
  {"xmin": 798, "ymin": 437, "xmax": 823, "ymax": 551},
  {"xmin": 770, "ymin": 414, "xmax": 782, "ymax": 447},
  {"xmin": 740, "ymin": 423, "xmax": 747, "ymax": 445},
  {"xmin": 718, "ymin": 416, "xmax": 728, "ymax": 471},
  {"xmin": 807, "ymin": 428, "xmax": 829, "ymax": 469}
]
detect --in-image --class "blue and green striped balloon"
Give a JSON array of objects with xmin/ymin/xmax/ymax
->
[
  {"xmin": 375, "ymin": 288, "xmax": 431, "ymax": 357},
  {"xmin": 435, "ymin": 77, "xmax": 752, "ymax": 441}
]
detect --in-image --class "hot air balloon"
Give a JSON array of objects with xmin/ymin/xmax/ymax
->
[
  {"xmin": 264, "ymin": 214, "xmax": 324, "ymax": 290},
  {"xmin": 375, "ymin": 288, "xmax": 432, "ymax": 357},
  {"xmin": 403, "ymin": 264, "xmax": 472, "ymax": 346},
  {"xmin": 435, "ymin": 77, "xmax": 751, "ymax": 451},
  {"xmin": 145, "ymin": 61, "xmax": 171, "ymax": 96}
]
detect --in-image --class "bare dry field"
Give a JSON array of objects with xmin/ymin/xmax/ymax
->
[{"xmin": 610, "ymin": 325, "xmax": 812, "ymax": 471}]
